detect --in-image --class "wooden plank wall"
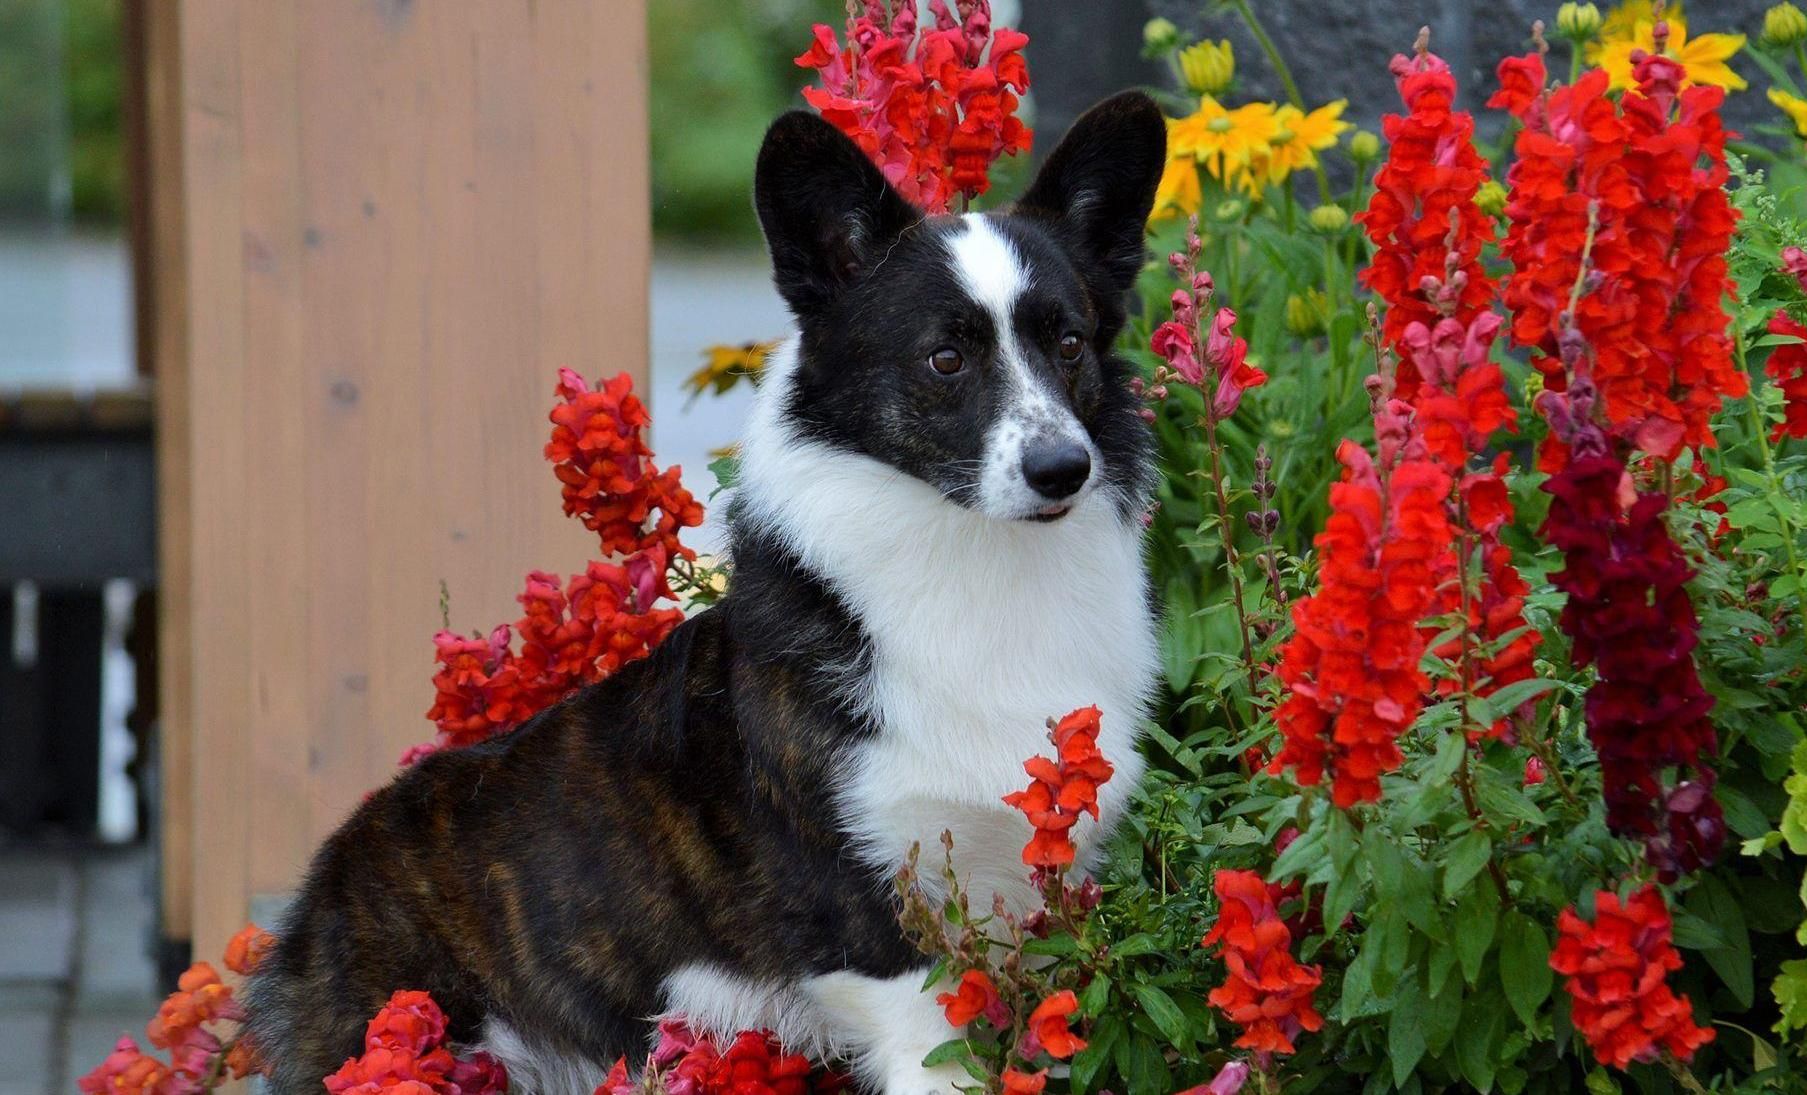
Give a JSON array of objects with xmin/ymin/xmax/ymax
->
[{"xmin": 148, "ymin": 0, "xmax": 651, "ymax": 961}]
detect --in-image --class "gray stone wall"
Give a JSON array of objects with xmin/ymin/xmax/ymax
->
[{"xmin": 1021, "ymin": 0, "xmax": 1785, "ymax": 157}]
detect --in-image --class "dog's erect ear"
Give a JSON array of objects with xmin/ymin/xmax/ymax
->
[
  {"xmin": 755, "ymin": 111, "xmax": 922, "ymax": 316},
  {"xmin": 1016, "ymin": 91, "xmax": 1167, "ymax": 295}
]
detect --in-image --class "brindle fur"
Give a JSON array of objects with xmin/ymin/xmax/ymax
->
[{"xmin": 245, "ymin": 525, "xmax": 911, "ymax": 1092}]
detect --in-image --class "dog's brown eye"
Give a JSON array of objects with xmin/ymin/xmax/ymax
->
[
  {"xmin": 1058, "ymin": 333, "xmax": 1084, "ymax": 362},
  {"xmin": 929, "ymin": 347, "xmax": 965, "ymax": 375}
]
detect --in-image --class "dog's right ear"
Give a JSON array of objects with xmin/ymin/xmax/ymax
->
[{"xmin": 755, "ymin": 111, "xmax": 922, "ymax": 317}]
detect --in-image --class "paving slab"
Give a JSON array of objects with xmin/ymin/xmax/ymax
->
[{"xmin": 0, "ymin": 851, "xmax": 76, "ymax": 984}]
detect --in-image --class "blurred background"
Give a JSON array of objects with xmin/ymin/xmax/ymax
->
[{"xmin": 0, "ymin": 1, "xmax": 1785, "ymax": 1093}]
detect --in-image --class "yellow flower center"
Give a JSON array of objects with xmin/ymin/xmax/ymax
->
[{"xmin": 1207, "ymin": 117, "xmax": 1234, "ymax": 134}]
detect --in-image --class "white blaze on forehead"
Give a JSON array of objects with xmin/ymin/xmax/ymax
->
[
  {"xmin": 945, "ymin": 215, "xmax": 1043, "ymax": 413},
  {"xmin": 947, "ymin": 213, "xmax": 1029, "ymax": 326}
]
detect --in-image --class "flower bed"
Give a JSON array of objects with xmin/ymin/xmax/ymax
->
[{"xmin": 83, "ymin": 1, "xmax": 1807, "ymax": 1093}]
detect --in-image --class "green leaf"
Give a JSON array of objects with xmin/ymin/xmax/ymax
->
[
  {"xmin": 1130, "ymin": 983, "xmax": 1190, "ymax": 1047},
  {"xmin": 1687, "ymin": 876, "xmax": 1755, "ymax": 1008},
  {"xmin": 1455, "ymin": 881, "xmax": 1500, "ymax": 985},
  {"xmin": 1455, "ymin": 993, "xmax": 1505, "ymax": 1091},
  {"xmin": 920, "ymin": 958, "xmax": 948, "ymax": 992},
  {"xmin": 1080, "ymin": 971, "xmax": 1113, "ymax": 1016},
  {"xmin": 1424, "ymin": 972, "xmax": 1464, "ymax": 1054},
  {"xmin": 1670, "ymin": 912, "xmax": 1728, "ymax": 951},
  {"xmin": 1429, "ymin": 941, "xmax": 1459, "ymax": 997},
  {"xmin": 1120, "ymin": 1034, "xmax": 1168, "ymax": 1095},
  {"xmin": 1477, "ymin": 780, "xmax": 1547, "ymax": 829},
  {"xmin": 1339, "ymin": 942, "xmax": 1377, "ymax": 1021},
  {"xmin": 921, "ymin": 1039, "xmax": 974, "ymax": 1069},
  {"xmin": 1110, "ymin": 933, "xmax": 1162, "ymax": 959},
  {"xmin": 1270, "ymin": 823, "xmax": 1327, "ymax": 880},
  {"xmin": 706, "ymin": 452, "xmax": 740, "ymax": 497},
  {"xmin": 1471, "ymin": 678, "xmax": 1561, "ymax": 726},
  {"xmin": 1070, "ymin": 1015, "xmax": 1122, "ymax": 1095},
  {"xmin": 1498, "ymin": 910, "xmax": 1553, "ymax": 1026},
  {"xmin": 1443, "ymin": 830, "xmax": 1494, "ymax": 899},
  {"xmin": 1429, "ymin": 730, "xmax": 1467, "ymax": 781},
  {"xmin": 1023, "ymin": 933, "xmax": 1081, "ymax": 957},
  {"xmin": 1390, "ymin": 975, "xmax": 1428, "ymax": 1086},
  {"xmin": 1774, "ymin": 958, "xmax": 1807, "ymax": 1041}
]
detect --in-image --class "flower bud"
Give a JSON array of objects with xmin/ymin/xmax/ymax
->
[
  {"xmin": 1764, "ymin": 2, "xmax": 1807, "ymax": 46},
  {"xmin": 1524, "ymin": 369, "xmax": 1545, "ymax": 404},
  {"xmin": 1556, "ymin": 2, "xmax": 1603, "ymax": 41},
  {"xmin": 1307, "ymin": 204, "xmax": 1348, "ymax": 234},
  {"xmin": 1475, "ymin": 180, "xmax": 1508, "ymax": 217},
  {"xmin": 1213, "ymin": 199, "xmax": 1244, "ymax": 222},
  {"xmin": 1177, "ymin": 39, "xmax": 1236, "ymax": 96},
  {"xmin": 1348, "ymin": 129, "xmax": 1381, "ymax": 162},
  {"xmin": 1285, "ymin": 289, "xmax": 1329, "ymax": 337},
  {"xmin": 1142, "ymin": 17, "xmax": 1182, "ymax": 53}
]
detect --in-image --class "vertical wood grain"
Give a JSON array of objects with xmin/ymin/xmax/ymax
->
[
  {"xmin": 156, "ymin": 0, "xmax": 651, "ymax": 962},
  {"xmin": 144, "ymin": 0, "xmax": 194, "ymax": 944}
]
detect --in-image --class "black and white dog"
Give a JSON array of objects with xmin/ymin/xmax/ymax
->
[{"xmin": 246, "ymin": 91, "xmax": 1166, "ymax": 1095}]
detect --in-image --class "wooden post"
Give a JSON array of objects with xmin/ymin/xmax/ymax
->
[{"xmin": 144, "ymin": 0, "xmax": 651, "ymax": 962}]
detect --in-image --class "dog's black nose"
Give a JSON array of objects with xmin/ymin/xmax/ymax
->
[{"xmin": 1021, "ymin": 440, "xmax": 1092, "ymax": 499}]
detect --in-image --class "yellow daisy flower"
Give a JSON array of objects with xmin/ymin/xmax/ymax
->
[
  {"xmin": 1588, "ymin": 0, "xmax": 1677, "ymax": 60},
  {"xmin": 1151, "ymin": 153, "xmax": 1203, "ymax": 222},
  {"xmin": 1169, "ymin": 97, "xmax": 1280, "ymax": 188},
  {"xmin": 1261, "ymin": 101, "xmax": 1351, "ymax": 185},
  {"xmin": 684, "ymin": 341, "xmax": 773, "ymax": 401},
  {"xmin": 1772, "ymin": 87, "xmax": 1807, "ymax": 138},
  {"xmin": 1596, "ymin": 17, "xmax": 1747, "ymax": 91}
]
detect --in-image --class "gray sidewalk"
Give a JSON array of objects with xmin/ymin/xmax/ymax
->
[{"xmin": 0, "ymin": 845, "xmax": 162, "ymax": 1095}]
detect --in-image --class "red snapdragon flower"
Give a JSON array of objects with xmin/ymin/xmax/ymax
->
[
  {"xmin": 222, "ymin": 925, "xmax": 275, "ymax": 977},
  {"xmin": 1025, "ymin": 991, "xmax": 1086, "ymax": 1060},
  {"xmin": 1550, "ymin": 886, "xmax": 1715, "ymax": 1070},
  {"xmin": 1002, "ymin": 706, "xmax": 1114, "ymax": 867},
  {"xmin": 1358, "ymin": 40, "xmax": 1536, "ymax": 737},
  {"xmin": 1494, "ymin": 36, "xmax": 1743, "ymax": 466},
  {"xmin": 1763, "ymin": 312, "xmax": 1807, "ymax": 442},
  {"xmin": 80, "ymin": 927, "xmax": 275, "ymax": 1095},
  {"xmin": 936, "ymin": 969, "xmax": 1009, "ymax": 1028},
  {"xmin": 1203, "ymin": 869, "xmax": 1324, "ymax": 1056},
  {"xmin": 1152, "ymin": 239, "xmax": 1266, "ymax": 420},
  {"xmin": 1357, "ymin": 44, "xmax": 1498, "ymax": 402},
  {"xmin": 547, "ymin": 369, "xmax": 703, "ymax": 562},
  {"xmin": 597, "ymin": 1025, "xmax": 843, "ymax": 1095},
  {"xmin": 1784, "ymin": 246, "xmax": 1807, "ymax": 294},
  {"xmin": 327, "ymin": 992, "xmax": 506, "ymax": 1095},
  {"xmin": 1538, "ymin": 388, "xmax": 1722, "ymax": 877},
  {"xmin": 1272, "ymin": 427, "xmax": 1453, "ymax": 806},
  {"xmin": 795, "ymin": 0, "xmax": 1030, "ymax": 213},
  {"xmin": 420, "ymin": 372, "xmax": 695, "ymax": 756},
  {"xmin": 1001, "ymin": 1069, "xmax": 1047, "ymax": 1095}
]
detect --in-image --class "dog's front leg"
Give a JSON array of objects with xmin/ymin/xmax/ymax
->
[{"xmin": 804, "ymin": 969, "xmax": 969, "ymax": 1095}]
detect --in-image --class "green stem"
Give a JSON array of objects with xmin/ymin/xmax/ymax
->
[
  {"xmin": 1201, "ymin": 409, "xmax": 1262, "ymax": 702},
  {"xmin": 1570, "ymin": 41, "xmax": 1582, "ymax": 84},
  {"xmin": 1229, "ymin": 0, "xmax": 1306, "ymax": 109},
  {"xmin": 1228, "ymin": 0, "xmax": 1334, "ymax": 204}
]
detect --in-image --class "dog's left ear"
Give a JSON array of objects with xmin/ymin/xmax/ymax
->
[{"xmin": 1016, "ymin": 91, "xmax": 1167, "ymax": 295}]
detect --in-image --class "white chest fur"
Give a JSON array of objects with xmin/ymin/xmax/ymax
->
[{"xmin": 734, "ymin": 342, "xmax": 1158, "ymax": 910}]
